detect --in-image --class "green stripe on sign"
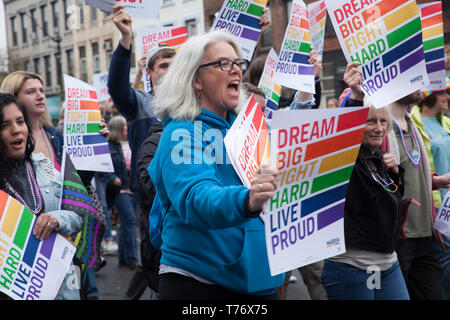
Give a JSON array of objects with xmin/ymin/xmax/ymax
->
[
  {"xmin": 246, "ymin": 4, "xmax": 263, "ymax": 17},
  {"xmin": 13, "ymin": 209, "xmax": 34, "ymax": 249},
  {"xmin": 87, "ymin": 123, "xmax": 101, "ymax": 134},
  {"xmin": 76, "ymin": 215, "xmax": 89, "ymax": 259},
  {"xmin": 423, "ymin": 36, "xmax": 444, "ymax": 51},
  {"xmin": 312, "ymin": 32, "xmax": 322, "ymax": 44},
  {"xmin": 64, "ymin": 180, "xmax": 86, "ymax": 191},
  {"xmin": 386, "ymin": 17, "xmax": 421, "ymax": 49},
  {"xmin": 271, "ymin": 91, "xmax": 280, "ymax": 103},
  {"xmin": 311, "ymin": 165, "xmax": 354, "ymax": 194},
  {"xmin": 299, "ymin": 42, "xmax": 311, "ymax": 54}
]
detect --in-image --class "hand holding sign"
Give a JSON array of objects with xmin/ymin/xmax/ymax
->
[
  {"xmin": 248, "ymin": 164, "xmax": 279, "ymax": 213},
  {"xmin": 343, "ymin": 61, "xmax": 364, "ymax": 101}
]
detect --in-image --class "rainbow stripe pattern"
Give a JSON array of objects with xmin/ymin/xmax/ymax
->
[
  {"xmin": 419, "ymin": 2, "xmax": 446, "ymax": 91},
  {"xmin": 212, "ymin": 0, "xmax": 268, "ymax": 60},
  {"xmin": 308, "ymin": 0, "xmax": 327, "ymax": 61},
  {"xmin": 258, "ymin": 48, "xmax": 282, "ymax": 114},
  {"xmin": 61, "ymin": 156, "xmax": 105, "ymax": 270}
]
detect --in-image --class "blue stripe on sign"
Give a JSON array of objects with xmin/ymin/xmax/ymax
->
[
  {"xmin": 424, "ymin": 48, "xmax": 445, "ymax": 62},
  {"xmin": 23, "ymin": 219, "xmax": 40, "ymax": 267},
  {"xmin": 266, "ymin": 99, "xmax": 278, "ymax": 110},
  {"xmin": 382, "ymin": 33, "xmax": 422, "ymax": 68},
  {"xmin": 301, "ymin": 183, "xmax": 349, "ymax": 218},
  {"xmin": 236, "ymin": 13, "xmax": 262, "ymax": 30},
  {"xmin": 82, "ymin": 134, "xmax": 107, "ymax": 145},
  {"xmin": 63, "ymin": 189, "xmax": 94, "ymax": 205},
  {"xmin": 292, "ymin": 53, "xmax": 309, "ymax": 64}
]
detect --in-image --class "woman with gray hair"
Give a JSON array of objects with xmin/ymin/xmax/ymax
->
[
  {"xmin": 321, "ymin": 104, "xmax": 409, "ymax": 300},
  {"xmin": 148, "ymin": 30, "xmax": 284, "ymax": 299}
]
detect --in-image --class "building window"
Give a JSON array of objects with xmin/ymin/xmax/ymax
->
[
  {"xmin": 55, "ymin": 54, "xmax": 62, "ymax": 87},
  {"xmin": 30, "ymin": 9, "xmax": 38, "ymax": 36},
  {"xmin": 104, "ymin": 39, "xmax": 113, "ymax": 66},
  {"xmin": 92, "ymin": 42, "xmax": 100, "ymax": 73},
  {"xmin": 79, "ymin": 1, "xmax": 84, "ymax": 26},
  {"xmin": 66, "ymin": 48, "xmax": 74, "ymax": 75},
  {"xmin": 79, "ymin": 46, "xmax": 87, "ymax": 82},
  {"xmin": 41, "ymin": 5, "xmax": 48, "ymax": 37},
  {"xmin": 63, "ymin": 0, "xmax": 70, "ymax": 30},
  {"xmin": 20, "ymin": 13, "xmax": 28, "ymax": 44},
  {"xmin": 44, "ymin": 55, "xmax": 52, "ymax": 87},
  {"xmin": 51, "ymin": 1, "xmax": 59, "ymax": 33},
  {"xmin": 91, "ymin": 7, "xmax": 97, "ymax": 22},
  {"xmin": 33, "ymin": 57, "xmax": 40, "ymax": 74},
  {"xmin": 10, "ymin": 16, "xmax": 18, "ymax": 46},
  {"xmin": 185, "ymin": 19, "xmax": 197, "ymax": 37}
]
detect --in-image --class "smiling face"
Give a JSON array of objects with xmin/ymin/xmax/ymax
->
[
  {"xmin": 194, "ymin": 41, "xmax": 242, "ymax": 119},
  {"xmin": 1, "ymin": 103, "xmax": 29, "ymax": 159},
  {"xmin": 16, "ymin": 79, "xmax": 46, "ymax": 121},
  {"xmin": 362, "ymin": 108, "xmax": 389, "ymax": 153}
]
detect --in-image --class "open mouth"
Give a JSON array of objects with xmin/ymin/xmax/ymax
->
[
  {"xmin": 11, "ymin": 138, "xmax": 24, "ymax": 148},
  {"xmin": 228, "ymin": 80, "xmax": 240, "ymax": 92}
]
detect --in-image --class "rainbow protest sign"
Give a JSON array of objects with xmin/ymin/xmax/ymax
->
[
  {"xmin": 265, "ymin": 107, "xmax": 369, "ymax": 275},
  {"xmin": 273, "ymin": 0, "xmax": 315, "ymax": 93},
  {"xmin": 308, "ymin": 1, "xmax": 327, "ymax": 61},
  {"xmin": 225, "ymin": 94, "xmax": 270, "ymax": 188},
  {"xmin": 257, "ymin": 48, "xmax": 282, "ymax": 122},
  {"xmin": 93, "ymin": 72, "xmax": 110, "ymax": 103},
  {"xmin": 419, "ymin": 2, "xmax": 446, "ymax": 91},
  {"xmin": 63, "ymin": 74, "xmax": 114, "ymax": 173},
  {"xmin": 137, "ymin": 26, "xmax": 188, "ymax": 92},
  {"xmin": 434, "ymin": 191, "xmax": 450, "ymax": 238},
  {"xmin": 0, "ymin": 191, "xmax": 76, "ymax": 300},
  {"xmin": 85, "ymin": 0, "xmax": 160, "ymax": 19},
  {"xmin": 325, "ymin": 0, "xmax": 429, "ymax": 108},
  {"xmin": 211, "ymin": 0, "xmax": 268, "ymax": 61}
]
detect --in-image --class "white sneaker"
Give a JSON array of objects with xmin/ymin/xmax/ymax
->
[
  {"xmin": 289, "ymin": 275, "xmax": 297, "ymax": 283},
  {"xmin": 101, "ymin": 240, "xmax": 118, "ymax": 255},
  {"xmin": 111, "ymin": 230, "xmax": 117, "ymax": 237}
]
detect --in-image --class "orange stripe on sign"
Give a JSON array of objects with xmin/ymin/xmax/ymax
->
[
  {"xmin": 304, "ymin": 128, "xmax": 365, "ymax": 162},
  {"xmin": 315, "ymin": 9, "xmax": 326, "ymax": 21},
  {"xmin": 80, "ymin": 100, "xmax": 100, "ymax": 110},
  {"xmin": 163, "ymin": 36, "xmax": 188, "ymax": 48},
  {"xmin": 421, "ymin": 14, "xmax": 442, "ymax": 28},
  {"xmin": 0, "ymin": 191, "xmax": 9, "ymax": 221},
  {"xmin": 300, "ymin": 18, "xmax": 309, "ymax": 30},
  {"xmin": 252, "ymin": 122, "xmax": 268, "ymax": 166},
  {"xmin": 337, "ymin": 108, "xmax": 369, "ymax": 132},
  {"xmin": 318, "ymin": 146, "xmax": 360, "ymax": 174},
  {"xmin": 245, "ymin": 95, "xmax": 256, "ymax": 117},
  {"xmin": 361, "ymin": 0, "xmax": 409, "ymax": 24}
]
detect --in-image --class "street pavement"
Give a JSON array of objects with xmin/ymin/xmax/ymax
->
[{"xmin": 96, "ymin": 238, "xmax": 311, "ymax": 300}]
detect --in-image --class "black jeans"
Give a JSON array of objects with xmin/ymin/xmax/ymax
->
[
  {"xmin": 159, "ymin": 273, "xmax": 281, "ymax": 300},
  {"xmin": 396, "ymin": 237, "xmax": 444, "ymax": 300}
]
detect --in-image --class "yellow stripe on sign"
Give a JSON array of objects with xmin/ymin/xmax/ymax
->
[
  {"xmin": 253, "ymin": 0, "xmax": 268, "ymax": 5},
  {"xmin": 274, "ymin": 84, "xmax": 281, "ymax": 94},
  {"xmin": 318, "ymin": 147, "xmax": 360, "ymax": 174},
  {"xmin": 88, "ymin": 112, "xmax": 101, "ymax": 122},
  {"xmin": 74, "ymin": 231, "xmax": 82, "ymax": 246},
  {"xmin": 303, "ymin": 31, "xmax": 310, "ymax": 42},
  {"xmin": 1, "ymin": 199, "xmax": 23, "ymax": 238},
  {"xmin": 422, "ymin": 24, "xmax": 443, "ymax": 40},
  {"xmin": 320, "ymin": 18, "xmax": 326, "ymax": 29},
  {"xmin": 383, "ymin": 1, "xmax": 418, "ymax": 32}
]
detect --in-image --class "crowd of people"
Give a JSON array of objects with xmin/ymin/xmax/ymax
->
[{"xmin": 0, "ymin": 3, "xmax": 448, "ymax": 300}]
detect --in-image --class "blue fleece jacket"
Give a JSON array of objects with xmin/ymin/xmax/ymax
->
[
  {"xmin": 148, "ymin": 109, "xmax": 284, "ymax": 295},
  {"xmin": 107, "ymin": 43, "xmax": 159, "ymax": 192}
]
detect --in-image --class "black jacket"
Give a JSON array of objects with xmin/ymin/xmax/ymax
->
[{"xmin": 344, "ymin": 145, "xmax": 405, "ymax": 253}]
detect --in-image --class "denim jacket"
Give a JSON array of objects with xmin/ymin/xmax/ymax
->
[{"xmin": 32, "ymin": 153, "xmax": 82, "ymax": 300}]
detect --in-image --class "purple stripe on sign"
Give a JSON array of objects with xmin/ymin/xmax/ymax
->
[
  {"xmin": 299, "ymin": 65, "xmax": 314, "ymax": 75},
  {"xmin": 317, "ymin": 202, "xmax": 345, "ymax": 230},
  {"xmin": 61, "ymin": 199, "xmax": 97, "ymax": 215},
  {"xmin": 426, "ymin": 60, "xmax": 445, "ymax": 74},
  {"xmin": 93, "ymin": 144, "xmax": 109, "ymax": 155},
  {"xmin": 399, "ymin": 48, "xmax": 425, "ymax": 74},
  {"xmin": 40, "ymin": 231, "xmax": 57, "ymax": 259},
  {"xmin": 241, "ymin": 27, "xmax": 260, "ymax": 41}
]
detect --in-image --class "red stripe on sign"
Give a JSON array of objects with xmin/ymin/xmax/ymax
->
[
  {"xmin": 163, "ymin": 36, "xmax": 188, "ymax": 48},
  {"xmin": 300, "ymin": 18, "xmax": 309, "ymax": 30},
  {"xmin": 89, "ymin": 90, "xmax": 97, "ymax": 100},
  {"xmin": 171, "ymin": 26, "xmax": 187, "ymax": 37},
  {"xmin": 304, "ymin": 128, "xmax": 365, "ymax": 162},
  {"xmin": 421, "ymin": 2, "xmax": 441, "ymax": 18},
  {"xmin": 316, "ymin": 9, "xmax": 327, "ymax": 21},
  {"xmin": 245, "ymin": 95, "xmax": 256, "ymax": 117},
  {"xmin": 361, "ymin": 0, "xmax": 409, "ymax": 24},
  {"xmin": 0, "ymin": 191, "xmax": 9, "ymax": 221},
  {"xmin": 337, "ymin": 108, "xmax": 369, "ymax": 132}
]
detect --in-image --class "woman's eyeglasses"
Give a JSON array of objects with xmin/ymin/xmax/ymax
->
[{"xmin": 198, "ymin": 59, "xmax": 249, "ymax": 72}]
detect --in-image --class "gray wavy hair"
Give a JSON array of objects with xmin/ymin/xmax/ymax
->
[{"xmin": 153, "ymin": 30, "xmax": 245, "ymax": 121}]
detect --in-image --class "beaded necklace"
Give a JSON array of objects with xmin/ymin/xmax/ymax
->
[
  {"xmin": 363, "ymin": 159, "xmax": 398, "ymax": 193},
  {"xmin": 393, "ymin": 119, "xmax": 422, "ymax": 167},
  {"xmin": 5, "ymin": 160, "xmax": 42, "ymax": 214}
]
